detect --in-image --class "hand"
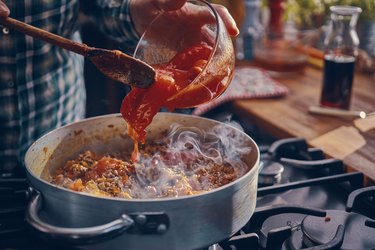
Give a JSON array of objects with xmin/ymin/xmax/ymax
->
[
  {"xmin": 129, "ymin": 0, "xmax": 239, "ymax": 37},
  {"xmin": 0, "ymin": 0, "xmax": 10, "ymax": 17}
]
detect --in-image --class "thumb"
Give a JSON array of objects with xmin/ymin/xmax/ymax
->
[
  {"xmin": 154, "ymin": 0, "xmax": 186, "ymax": 11},
  {"xmin": 0, "ymin": 1, "xmax": 10, "ymax": 17}
]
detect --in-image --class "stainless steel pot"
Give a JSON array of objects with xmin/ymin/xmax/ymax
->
[{"xmin": 24, "ymin": 113, "xmax": 260, "ymax": 250}]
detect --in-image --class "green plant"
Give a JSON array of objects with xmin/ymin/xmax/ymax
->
[
  {"xmin": 342, "ymin": 0, "xmax": 375, "ymax": 21},
  {"xmin": 284, "ymin": 0, "xmax": 325, "ymax": 28},
  {"xmin": 283, "ymin": 0, "xmax": 375, "ymax": 29}
]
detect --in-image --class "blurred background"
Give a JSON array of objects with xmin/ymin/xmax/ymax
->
[
  {"xmin": 80, "ymin": 0, "xmax": 375, "ymax": 118},
  {"xmin": 212, "ymin": 0, "xmax": 375, "ymax": 71}
]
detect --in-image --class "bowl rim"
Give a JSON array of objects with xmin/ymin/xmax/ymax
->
[{"xmin": 133, "ymin": 0, "xmax": 221, "ymax": 87}]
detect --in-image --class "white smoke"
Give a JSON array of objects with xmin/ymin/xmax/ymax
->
[{"xmin": 131, "ymin": 122, "xmax": 252, "ymax": 198}]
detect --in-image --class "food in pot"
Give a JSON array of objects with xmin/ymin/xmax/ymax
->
[
  {"xmin": 51, "ymin": 124, "xmax": 251, "ymax": 199},
  {"xmin": 121, "ymin": 42, "xmax": 228, "ymax": 162}
]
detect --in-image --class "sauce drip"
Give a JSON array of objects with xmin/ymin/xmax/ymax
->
[{"xmin": 120, "ymin": 42, "xmax": 225, "ymax": 162}]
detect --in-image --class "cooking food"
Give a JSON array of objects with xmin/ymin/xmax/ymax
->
[
  {"xmin": 121, "ymin": 42, "xmax": 228, "ymax": 162},
  {"xmin": 25, "ymin": 113, "xmax": 259, "ymax": 249},
  {"xmin": 50, "ymin": 124, "xmax": 251, "ymax": 199}
]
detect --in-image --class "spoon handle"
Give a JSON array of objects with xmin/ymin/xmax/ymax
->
[
  {"xmin": 308, "ymin": 106, "xmax": 367, "ymax": 119},
  {"xmin": 0, "ymin": 17, "xmax": 89, "ymax": 56}
]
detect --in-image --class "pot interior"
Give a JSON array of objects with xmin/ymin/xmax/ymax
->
[{"xmin": 25, "ymin": 113, "xmax": 259, "ymax": 189}]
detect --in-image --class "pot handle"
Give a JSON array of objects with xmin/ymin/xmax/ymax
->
[{"xmin": 26, "ymin": 190, "xmax": 169, "ymax": 245}]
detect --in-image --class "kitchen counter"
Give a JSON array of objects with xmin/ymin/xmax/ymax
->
[{"xmin": 231, "ymin": 65, "xmax": 375, "ymax": 182}]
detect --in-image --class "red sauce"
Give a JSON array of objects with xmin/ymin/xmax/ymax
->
[{"xmin": 120, "ymin": 42, "xmax": 226, "ymax": 162}]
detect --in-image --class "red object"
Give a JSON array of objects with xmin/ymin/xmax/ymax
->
[
  {"xmin": 120, "ymin": 43, "xmax": 219, "ymax": 162},
  {"xmin": 269, "ymin": 0, "xmax": 284, "ymax": 34}
]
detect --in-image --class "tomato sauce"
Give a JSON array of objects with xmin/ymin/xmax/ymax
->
[{"xmin": 120, "ymin": 42, "xmax": 225, "ymax": 162}]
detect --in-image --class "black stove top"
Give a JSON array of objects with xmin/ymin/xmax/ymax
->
[
  {"xmin": 216, "ymin": 137, "xmax": 375, "ymax": 250},
  {"xmin": 1, "ymin": 136, "xmax": 375, "ymax": 250}
]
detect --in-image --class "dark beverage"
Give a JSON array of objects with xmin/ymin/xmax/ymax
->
[{"xmin": 320, "ymin": 54, "xmax": 356, "ymax": 109}]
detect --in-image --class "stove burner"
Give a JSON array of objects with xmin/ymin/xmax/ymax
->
[
  {"xmin": 1, "ymin": 137, "xmax": 374, "ymax": 250},
  {"xmin": 259, "ymin": 162, "xmax": 284, "ymax": 186},
  {"xmin": 301, "ymin": 210, "xmax": 375, "ymax": 250}
]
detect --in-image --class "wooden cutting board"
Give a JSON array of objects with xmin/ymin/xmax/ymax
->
[{"xmin": 231, "ymin": 65, "xmax": 375, "ymax": 182}]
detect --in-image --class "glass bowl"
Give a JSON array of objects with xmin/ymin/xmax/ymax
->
[{"xmin": 133, "ymin": 0, "xmax": 235, "ymax": 108}]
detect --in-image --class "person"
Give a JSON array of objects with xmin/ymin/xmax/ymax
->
[{"xmin": 0, "ymin": 0, "xmax": 238, "ymax": 176}]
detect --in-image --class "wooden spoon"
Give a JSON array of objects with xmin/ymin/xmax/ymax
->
[{"xmin": 0, "ymin": 17, "xmax": 155, "ymax": 88}]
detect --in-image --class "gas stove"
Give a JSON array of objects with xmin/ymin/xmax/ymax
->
[
  {"xmin": 1, "ymin": 137, "xmax": 375, "ymax": 250},
  {"xmin": 215, "ymin": 137, "xmax": 375, "ymax": 250}
]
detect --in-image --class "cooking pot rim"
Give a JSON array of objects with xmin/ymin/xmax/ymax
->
[{"xmin": 25, "ymin": 113, "xmax": 260, "ymax": 203}]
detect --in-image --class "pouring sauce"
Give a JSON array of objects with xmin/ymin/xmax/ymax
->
[{"xmin": 121, "ymin": 42, "xmax": 227, "ymax": 162}]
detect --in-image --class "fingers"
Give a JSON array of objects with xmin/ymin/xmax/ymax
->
[
  {"xmin": 212, "ymin": 4, "xmax": 239, "ymax": 37},
  {"xmin": 154, "ymin": 0, "xmax": 186, "ymax": 11},
  {"xmin": 133, "ymin": 0, "xmax": 238, "ymax": 40},
  {"xmin": 0, "ymin": 0, "xmax": 10, "ymax": 17}
]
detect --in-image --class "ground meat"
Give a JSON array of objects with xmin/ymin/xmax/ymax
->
[{"xmin": 51, "ymin": 140, "xmax": 248, "ymax": 199}]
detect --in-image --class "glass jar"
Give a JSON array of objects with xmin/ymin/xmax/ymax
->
[{"xmin": 319, "ymin": 5, "xmax": 362, "ymax": 110}]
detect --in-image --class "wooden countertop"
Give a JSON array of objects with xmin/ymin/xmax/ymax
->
[{"xmin": 231, "ymin": 65, "xmax": 375, "ymax": 182}]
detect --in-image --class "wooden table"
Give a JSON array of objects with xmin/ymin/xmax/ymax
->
[{"xmin": 231, "ymin": 65, "xmax": 375, "ymax": 182}]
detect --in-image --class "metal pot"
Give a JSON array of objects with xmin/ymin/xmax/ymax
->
[{"xmin": 24, "ymin": 113, "xmax": 260, "ymax": 250}]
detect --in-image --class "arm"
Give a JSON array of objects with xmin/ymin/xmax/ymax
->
[
  {"xmin": 80, "ymin": 0, "xmax": 239, "ymax": 47},
  {"xmin": 130, "ymin": 0, "xmax": 239, "ymax": 37}
]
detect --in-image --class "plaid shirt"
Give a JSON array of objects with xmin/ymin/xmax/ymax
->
[{"xmin": 0, "ymin": 0, "xmax": 138, "ymax": 175}]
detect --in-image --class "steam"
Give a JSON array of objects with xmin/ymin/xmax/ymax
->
[{"xmin": 129, "ymin": 122, "xmax": 252, "ymax": 198}]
